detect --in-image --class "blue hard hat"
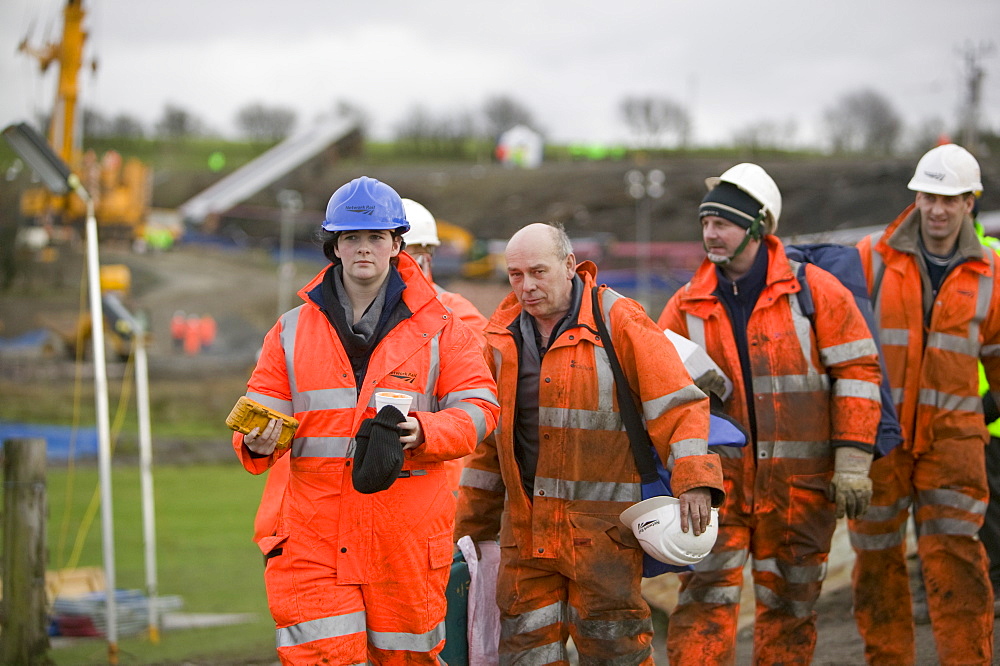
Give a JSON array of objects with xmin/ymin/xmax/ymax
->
[{"xmin": 322, "ymin": 176, "xmax": 410, "ymax": 234}]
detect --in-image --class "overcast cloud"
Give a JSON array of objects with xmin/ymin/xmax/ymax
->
[{"xmin": 2, "ymin": 0, "xmax": 998, "ymax": 148}]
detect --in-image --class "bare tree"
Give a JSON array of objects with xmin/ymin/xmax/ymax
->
[
  {"xmin": 482, "ymin": 95, "xmax": 536, "ymax": 139},
  {"xmin": 155, "ymin": 103, "xmax": 208, "ymax": 139},
  {"xmin": 619, "ymin": 96, "xmax": 691, "ymax": 149},
  {"xmin": 823, "ymin": 89, "xmax": 902, "ymax": 155},
  {"xmin": 108, "ymin": 113, "xmax": 145, "ymax": 139},
  {"xmin": 333, "ymin": 99, "xmax": 371, "ymax": 133},
  {"xmin": 235, "ymin": 102, "xmax": 297, "ymax": 142},
  {"xmin": 731, "ymin": 119, "xmax": 798, "ymax": 153}
]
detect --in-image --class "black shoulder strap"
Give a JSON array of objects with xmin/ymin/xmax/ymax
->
[
  {"xmin": 591, "ymin": 287, "xmax": 659, "ymax": 483},
  {"xmin": 795, "ymin": 261, "xmax": 816, "ymax": 320}
]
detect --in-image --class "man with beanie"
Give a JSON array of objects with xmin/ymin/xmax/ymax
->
[
  {"xmin": 851, "ymin": 144, "xmax": 1000, "ymax": 665},
  {"xmin": 658, "ymin": 163, "xmax": 882, "ymax": 664},
  {"xmin": 455, "ymin": 222, "xmax": 725, "ymax": 664},
  {"xmin": 233, "ymin": 176, "xmax": 499, "ymax": 665}
]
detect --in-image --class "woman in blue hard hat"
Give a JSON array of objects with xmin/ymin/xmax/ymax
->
[{"xmin": 232, "ymin": 176, "xmax": 500, "ymax": 665}]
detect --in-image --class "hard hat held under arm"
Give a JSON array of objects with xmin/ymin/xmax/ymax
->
[{"xmin": 665, "ymin": 328, "xmax": 733, "ymax": 402}]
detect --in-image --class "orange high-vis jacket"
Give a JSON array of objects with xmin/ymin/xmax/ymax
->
[
  {"xmin": 858, "ymin": 204, "xmax": 1000, "ymax": 456},
  {"xmin": 455, "ymin": 262, "xmax": 723, "ymax": 560}
]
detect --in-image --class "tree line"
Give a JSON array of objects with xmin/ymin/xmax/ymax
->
[{"xmin": 77, "ymin": 88, "xmax": 985, "ymax": 157}]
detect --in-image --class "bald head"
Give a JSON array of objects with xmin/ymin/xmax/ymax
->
[{"xmin": 505, "ymin": 223, "xmax": 577, "ymax": 334}]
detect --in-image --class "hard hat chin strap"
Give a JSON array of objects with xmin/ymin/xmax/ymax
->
[{"xmin": 705, "ymin": 210, "xmax": 766, "ymax": 266}]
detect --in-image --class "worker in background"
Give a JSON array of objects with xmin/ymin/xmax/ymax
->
[
  {"xmin": 235, "ymin": 176, "xmax": 499, "ymax": 664},
  {"xmin": 851, "ymin": 144, "xmax": 1000, "ymax": 664},
  {"xmin": 199, "ymin": 313, "xmax": 217, "ymax": 351},
  {"xmin": 170, "ymin": 310, "xmax": 186, "ymax": 351},
  {"xmin": 658, "ymin": 163, "xmax": 882, "ymax": 664},
  {"xmin": 402, "ymin": 198, "xmax": 488, "ymax": 337},
  {"xmin": 454, "ymin": 222, "xmax": 724, "ymax": 663},
  {"xmin": 250, "ymin": 197, "xmax": 490, "ymax": 544},
  {"xmin": 974, "ymin": 202, "xmax": 1000, "ymax": 612},
  {"xmin": 183, "ymin": 314, "xmax": 201, "ymax": 356}
]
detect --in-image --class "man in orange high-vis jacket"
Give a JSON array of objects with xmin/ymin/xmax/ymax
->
[
  {"xmin": 235, "ymin": 176, "xmax": 499, "ymax": 665},
  {"xmin": 251, "ymin": 198, "xmax": 489, "ymax": 546},
  {"xmin": 454, "ymin": 222, "xmax": 724, "ymax": 664},
  {"xmin": 851, "ymin": 144, "xmax": 1000, "ymax": 665},
  {"xmin": 658, "ymin": 163, "xmax": 882, "ymax": 665}
]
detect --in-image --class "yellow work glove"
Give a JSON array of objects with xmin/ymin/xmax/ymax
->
[{"xmin": 827, "ymin": 447, "xmax": 873, "ymax": 519}]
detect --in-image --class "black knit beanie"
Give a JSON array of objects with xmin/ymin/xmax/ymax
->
[
  {"xmin": 352, "ymin": 405, "xmax": 405, "ymax": 494},
  {"xmin": 699, "ymin": 181, "xmax": 763, "ymax": 230}
]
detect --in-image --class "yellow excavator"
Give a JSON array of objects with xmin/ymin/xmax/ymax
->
[{"xmin": 16, "ymin": 0, "xmax": 151, "ymax": 242}]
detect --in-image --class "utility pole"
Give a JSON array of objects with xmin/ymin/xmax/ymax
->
[
  {"xmin": 625, "ymin": 169, "xmax": 665, "ymax": 311},
  {"xmin": 958, "ymin": 41, "xmax": 993, "ymax": 153}
]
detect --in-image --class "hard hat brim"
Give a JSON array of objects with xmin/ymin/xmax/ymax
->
[{"xmin": 620, "ymin": 495, "xmax": 679, "ymax": 526}]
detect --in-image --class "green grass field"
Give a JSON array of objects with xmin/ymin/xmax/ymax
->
[{"xmin": 24, "ymin": 462, "xmax": 279, "ymax": 664}]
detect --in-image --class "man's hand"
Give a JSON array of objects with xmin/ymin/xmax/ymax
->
[
  {"xmin": 827, "ymin": 447, "xmax": 873, "ymax": 519},
  {"xmin": 398, "ymin": 415, "xmax": 425, "ymax": 450},
  {"xmin": 243, "ymin": 417, "xmax": 280, "ymax": 456},
  {"xmin": 678, "ymin": 487, "xmax": 713, "ymax": 536}
]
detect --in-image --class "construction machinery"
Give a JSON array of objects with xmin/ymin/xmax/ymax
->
[{"xmin": 16, "ymin": 0, "xmax": 151, "ymax": 242}]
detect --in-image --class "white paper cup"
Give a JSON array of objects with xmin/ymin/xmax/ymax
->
[{"xmin": 375, "ymin": 391, "xmax": 413, "ymax": 415}]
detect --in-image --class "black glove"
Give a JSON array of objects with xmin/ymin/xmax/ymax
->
[{"xmin": 352, "ymin": 405, "xmax": 405, "ymax": 494}]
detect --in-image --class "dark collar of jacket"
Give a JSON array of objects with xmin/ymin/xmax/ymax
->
[
  {"xmin": 486, "ymin": 260, "xmax": 601, "ymax": 341},
  {"xmin": 881, "ymin": 203, "xmax": 986, "ymax": 265},
  {"xmin": 675, "ymin": 235, "xmax": 800, "ymax": 319}
]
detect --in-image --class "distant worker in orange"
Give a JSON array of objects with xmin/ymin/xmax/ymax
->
[
  {"xmin": 183, "ymin": 314, "xmax": 201, "ymax": 356},
  {"xmin": 199, "ymin": 313, "xmax": 217, "ymax": 351},
  {"xmin": 170, "ymin": 310, "xmax": 186, "ymax": 351}
]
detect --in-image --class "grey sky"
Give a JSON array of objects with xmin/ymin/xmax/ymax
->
[{"xmin": 2, "ymin": 0, "xmax": 998, "ymax": 148}]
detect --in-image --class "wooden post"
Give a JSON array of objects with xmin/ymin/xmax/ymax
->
[{"xmin": 1, "ymin": 438, "xmax": 52, "ymax": 665}]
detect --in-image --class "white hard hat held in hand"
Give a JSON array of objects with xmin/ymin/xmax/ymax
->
[{"xmin": 620, "ymin": 496, "xmax": 719, "ymax": 566}]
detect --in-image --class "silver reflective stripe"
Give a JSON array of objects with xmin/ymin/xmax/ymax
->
[
  {"xmin": 685, "ymin": 314, "xmax": 706, "ymax": 350},
  {"xmin": 668, "ymin": 437, "xmax": 709, "ymax": 460},
  {"xmin": 860, "ymin": 496, "xmax": 911, "ymax": 523},
  {"xmin": 460, "ymin": 467, "xmax": 505, "ymax": 493},
  {"xmin": 442, "ymin": 388, "xmax": 499, "ymax": 408},
  {"xmin": 449, "ymin": 400, "xmax": 490, "ymax": 442},
  {"xmin": 833, "ymin": 378, "xmax": 881, "ymax": 402},
  {"xmin": 849, "ymin": 522, "xmax": 906, "ymax": 550},
  {"xmin": 880, "ymin": 328, "xmax": 909, "ymax": 347},
  {"xmin": 595, "ymin": 345, "xmax": 615, "ymax": 413},
  {"xmin": 600, "ymin": 288, "xmax": 623, "ymax": 322},
  {"xmin": 754, "ymin": 584, "xmax": 815, "ymax": 618},
  {"xmin": 709, "ymin": 443, "xmax": 745, "ymax": 459},
  {"xmin": 917, "ymin": 488, "xmax": 988, "ymax": 515},
  {"xmin": 918, "ymin": 388, "xmax": 981, "ymax": 412},
  {"xmin": 642, "ymin": 385, "xmax": 706, "ymax": 422},
  {"xmin": 678, "ymin": 584, "xmax": 741, "ymax": 606},
  {"xmin": 502, "ymin": 600, "xmax": 566, "ymax": 638},
  {"xmin": 569, "ymin": 605, "xmax": 653, "ymax": 642},
  {"xmin": 534, "ymin": 476, "xmax": 639, "ymax": 503},
  {"xmin": 368, "ymin": 620, "xmax": 445, "ymax": 653},
  {"xmin": 918, "ymin": 517, "xmax": 982, "ymax": 537},
  {"xmin": 294, "ymin": 436, "xmax": 353, "ymax": 458},
  {"xmin": 926, "ymin": 332, "xmax": 980, "ymax": 357},
  {"xmin": 279, "ymin": 307, "xmax": 303, "ymax": 396},
  {"xmin": 976, "ymin": 253, "xmax": 995, "ymax": 327},
  {"xmin": 425, "ymin": 332, "xmax": 441, "ymax": 398},
  {"xmin": 538, "ymin": 406, "xmax": 623, "ymax": 432},
  {"xmin": 758, "ymin": 440, "xmax": 830, "ymax": 460},
  {"xmin": 752, "ymin": 557, "xmax": 827, "ymax": 584},
  {"xmin": 820, "ymin": 338, "xmax": 878, "ymax": 366},
  {"xmin": 891, "ymin": 387, "xmax": 905, "ymax": 406},
  {"xmin": 752, "ymin": 373, "xmax": 830, "ymax": 395},
  {"xmin": 245, "ymin": 392, "xmax": 293, "ymax": 415},
  {"xmin": 694, "ymin": 549, "xmax": 748, "ymax": 573},
  {"xmin": 500, "ymin": 642, "xmax": 566, "ymax": 666},
  {"xmin": 868, "ymin": 233, "xmax": 885, "ymax": 317},
  {"xmin": 787, "ymin": 267, "xmax": 817, "ymax": 372},
  {"xmin": 983, "ymin": 344, "xmax": 1000, "ymax": 358},
  {"xmin": 276, "ymin": 610, "xmax": 366, "ymax": 647},
  {"xmin": 298, "ymin": 387, "xmax": 357, "ymax": 411}
]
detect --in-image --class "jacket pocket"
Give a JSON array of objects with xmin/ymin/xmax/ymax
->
[
  {"xmin": 784, "ymin": 473, "xmax": 836, "ymax": 560},
  {"xmin": 428, "ymin": 531, "xmax": 454, "ymax": 570}
]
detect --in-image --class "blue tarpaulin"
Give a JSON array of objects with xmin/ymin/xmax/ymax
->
[{"xmin": 0, "ymin": 423, "xmax": 99, "ymax": 460}]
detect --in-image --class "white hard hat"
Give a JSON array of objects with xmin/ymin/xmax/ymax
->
[
  {"xmin": 620, "ymin": 495, "xmax": 719, "ymax": 566},
  {"xmin": 401, "ymin": 198, "xmax": 440, "ymax": 247},
  {"xmin": 706, "ymin": 163, "xmax": 782, "ymax": 234},
  {"xmin": 907, "ymin": 144, "xmax": 982, "ymax": 196}
]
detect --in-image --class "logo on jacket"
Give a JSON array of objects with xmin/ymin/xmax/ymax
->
[
  {"xmin": 636, "ymin": 519, "xmax": 660, "ymax": 534},
  {"xmin": 346, "ymin": 205, "xmax": 375, "ymax": 215},
  {"xmin": 389, "ymin": 371, "xmax": 417, "ymax": 384}
]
